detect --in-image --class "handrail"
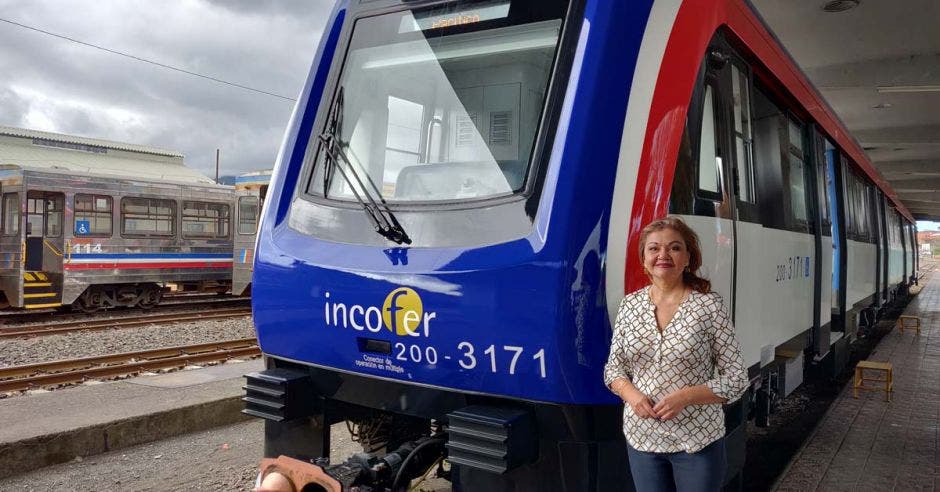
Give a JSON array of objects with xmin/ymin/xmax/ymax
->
[
  {"xmin": 43, "ymin": 240, "xmax": 63, "ymax": 258},
  {"xmin": 66, "ymin": 239, "xmax": 71, "ymax": 263},
  {"xmin": 20, "ymin": 241, "xmax": 25, "ymax": 266}
]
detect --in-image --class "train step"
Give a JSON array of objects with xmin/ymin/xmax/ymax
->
[
  {"xmin": 23, "ymin": 271, "xmax": 49, "ymax": 282},
  {"xmin": 22, "ymin": 271, "xmax": 62, "ymax": 309}
]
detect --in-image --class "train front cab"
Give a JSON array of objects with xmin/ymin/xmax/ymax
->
[{"xmin": 248, "ymin": 0, "xmax": 644, "ymax": 490}]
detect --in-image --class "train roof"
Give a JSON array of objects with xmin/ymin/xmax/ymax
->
[
  {"xmin": 235, "ymin": 169, "xmax": 272, "ymax": 190},
  {"xmin": 0, "ymin": 125, "xmax": 218, "ymax": 186},
  {"xmin": 735, "ymin": 1, "xmax": 913, "ymax": 221}
]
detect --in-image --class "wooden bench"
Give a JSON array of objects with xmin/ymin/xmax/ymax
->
[
  {"xmin": 853, "ymin": 360, "xmax": 893, "ymax": 402},
  {"xmin": 897, "ymin": 315, "xmax": 921, "ymax": 335}
]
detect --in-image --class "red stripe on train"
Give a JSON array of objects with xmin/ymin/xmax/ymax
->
[{"xmin": 64, "ymin": 262, "xmax": 234, "ymax": 270}]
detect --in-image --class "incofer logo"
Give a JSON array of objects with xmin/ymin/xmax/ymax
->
[{"xmin": 324, "ymin": 287, "xmax": 436, "ymax": 337}]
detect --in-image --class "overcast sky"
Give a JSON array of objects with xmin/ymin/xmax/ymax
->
[
  {"xmin": 918, "ymin": 221, "xmax": 940, "ymax": 231},
  {"xmin": 0, "ymin": 0, "xmax": 332, "ymax": 179}
]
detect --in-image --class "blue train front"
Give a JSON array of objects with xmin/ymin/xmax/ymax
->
[
  {"xmin": 247, "ymin": 0, "xmax": 652, "ymax": 489},
  {"xmin": 244, "ymin": 0, "xmax": 921, "ymax": 489}
]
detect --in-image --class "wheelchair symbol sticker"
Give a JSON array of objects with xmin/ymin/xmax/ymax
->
[{"xmin": 75, "ymin": 220, "xmax": 90, "ymax": 235}]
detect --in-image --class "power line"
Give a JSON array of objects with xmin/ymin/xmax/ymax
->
[{"xmin": 0, "ymin": 16, "xmax": 296, "ymax": 102}]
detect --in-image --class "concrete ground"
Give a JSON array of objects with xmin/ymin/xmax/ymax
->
[
  {"xmin": 774, "ymin": 272, "xmax": 940, "ymax": 491},
  {"xmin": 0, "ymin": 359, "xmax": 263, "ymax": 480}
]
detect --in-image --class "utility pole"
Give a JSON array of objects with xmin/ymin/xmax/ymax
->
[{"xmin": 215, "ymin": 148, "xmax": 220, "ymax": 184}]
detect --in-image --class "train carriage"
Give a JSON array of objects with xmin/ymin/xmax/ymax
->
[
  {"xmin": 0, "ymin": 126, "xmax": 234, "ymax": 311},
  {"xmin": 245, "ymin": 1, "xmax": 917, "ymax": 490},
  {"xmin": 232, "ymin": 170, "xmax": 271, "ymax": 296}
]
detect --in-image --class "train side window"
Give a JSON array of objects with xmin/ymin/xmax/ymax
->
[
  {"xmin": 238, "ymin": 196, "xmax": 259, "ymax": 235},
  {"xmin": 45, "ymin": 195, "xmax": 63, "ymax": 237},
  {"xmin": 2, "ymin": 193, "xmax": 18, "ymax": 236},
  {"xmin": 731, "ymin": 64, "xmax": 755, "ymax": 203},
  {"xmin": 787, "ymin": 118, "xmax": 808, "ymax": 226},
  {"xmin": 752, "ymin": 85, "xmax": 786, "ymax": 229},
  {"xmin": 858, "ymin": 178, "xmax": 873, "ymax": 241},
  {"xmin": 843, "ymin": 167, "xmax": 875, "ymax": 242},
  {"xmin": 697, "ymin": 85, "xmax": 722, "ymax": 196},
  {"xmin": 121, "ymin": 197, "xmax": 176, "ymax": 237},
  {"xmin": 846, "ymin": 169, "xmax": 857, "ymax": 238},
  {"xmin": 817, "ymin": 137, "xmax": 833, "ymax": 231},
  {"xmin": 74, "ymin": 194, "xmax": 112, "ymax": 237},
  {"xmin": 864, "ymin": 182, "xmax": 876, "ymax": 242},
  {"xmin": 182, "ymin": 201, "xmax": 230, "ymax": 239},
  {"xmin": 843, "ymin": 166, "xmax": 858, "ymax": 239},
  {"xmin": 889, "ymin": 210, "xmax": 900, "ymax": 247}
]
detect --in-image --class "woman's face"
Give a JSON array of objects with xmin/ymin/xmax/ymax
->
[{"xmin": 642, "ymin": 228, "xmax": 691, "ymax": 284}]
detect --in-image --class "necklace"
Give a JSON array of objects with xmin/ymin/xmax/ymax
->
[{"xmin": 650, "ymin": 285, "xmax": 689, "ymax": 306}]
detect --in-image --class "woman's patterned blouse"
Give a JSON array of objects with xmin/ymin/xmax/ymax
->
[{"xmin": 603, "ymin": 286, "xmax": 748, "ymax": 453}]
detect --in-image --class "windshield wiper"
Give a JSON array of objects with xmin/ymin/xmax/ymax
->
[
  {"xmin": 321, "ymin": 87, "xmax": 343, "ymax": 198},
  {"xmin": 319, "ymin": 87, "xmax": 412, "ymax": 245}
]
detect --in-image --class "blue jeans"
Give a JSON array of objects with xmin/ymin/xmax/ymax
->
[{"xmin": 626, "ymin": 438, "xmax": 726, "ymax": 492}]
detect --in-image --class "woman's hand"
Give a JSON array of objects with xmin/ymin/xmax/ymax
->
[
  {"xmin": 610, "ymin": 378, "xmax": 656, "ymax": 419},
  {"xmin": 652, "ymin": 388, "xmax": 690, "ymax": 420},
  {"xmin": 620, "ymin": 386, "xmax": 657, "ymax": 419}
]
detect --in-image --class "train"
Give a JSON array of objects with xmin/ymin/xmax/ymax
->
[
  {"xmin": 232, "ymin": 170, "xmax": 271, "ymax": 296},
  {"xmin": 0, "ymin": 125, "xmax": 244, "ymax": 311},
  {"xmin": 244, "ymin": 0, "xmax": 918, "ymax": 490}
]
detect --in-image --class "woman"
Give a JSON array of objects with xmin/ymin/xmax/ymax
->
[{"xmin": 604, "ymin": 217, "xmax": 748, "ymax": 492}]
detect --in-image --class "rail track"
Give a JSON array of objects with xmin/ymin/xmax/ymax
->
[
  {"xmin": 0, "ymin": 306, "xmax": 252, "ymax": 339},
  {"xmin": 0, "ymin": 296, "xmax": 250, "ymax": 326},
  {"xmin": 0, "ymin": 338, "xmax": 260, "ymax": 393}
]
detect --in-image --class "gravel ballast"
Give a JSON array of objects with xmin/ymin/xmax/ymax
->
[{"xmin": 0, "ymin": 316, "xmax": 255, "ymax": 369}]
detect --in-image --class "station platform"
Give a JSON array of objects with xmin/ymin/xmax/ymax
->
[
  {"xmin": 774, "ymin": 274, "xmax": 940, "ymax": 491},
  {"xmin": 0, "ymin": 358, "xmax": 262, "ymax": 479}
]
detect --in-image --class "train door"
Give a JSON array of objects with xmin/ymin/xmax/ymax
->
[
  {"xmin": 874, "ymin": 191, "xmax": 886, "ymax": 306},
  {"xmin": 900, "ymin": 214, "xmax": 908, "ymax": 288},
  {"xmin": 691, "ymin": 41, "xmax": 765, "ymax": 360},
  {"xmin": 809, "ymin": 128, "xmax": 833, "ymax": 357},
  {"xmin": 233, "ymin": 184, "xmax": 267, "ymax": 296},
  {"xmin": 668, "ymin": 42, "xmax": 740, "ymax": 339},
  {"xmin": 690, "ymin": 47, "xmax": 737, "ymax": 316},
  {"xmin": 827, "ymin": 151, "xmax": 847, "ymax": 331},
  {"xmin": 693, "ymin": 39, "xmax": 751, "ymax": 475},
  {"xmin": 24, "ymin": 191, "xmax": 64, "ymax": 272}
]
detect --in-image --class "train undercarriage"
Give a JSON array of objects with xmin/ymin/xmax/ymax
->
[
  {"xmin": 244, "ymin": 358, "xmax": 749, "ymax": 492},
  {"xmin": 71, "ymin": 281, "xmax": 231, "ymax": 312}
]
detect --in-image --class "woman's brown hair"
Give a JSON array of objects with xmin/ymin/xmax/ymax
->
[{"xmin": 637, "ymin": 216, "xmax": 711, "ymax": 293}]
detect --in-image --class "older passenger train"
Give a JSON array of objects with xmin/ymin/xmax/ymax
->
[
  {"xmin": 244, "ymin": 0, "xmax": 917, "ymax": 490},
  {"xmin": 232, "ymin": 170, "xmax": 271, "ymax": 296},
  {"xmin": 0, "ymin": 126, "xmax": 235, "ymax": 311}
]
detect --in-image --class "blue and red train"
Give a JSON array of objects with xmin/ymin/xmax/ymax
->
[{"xmin": 245, "ymin": 1, "xmax": 918, "ymax": 490}]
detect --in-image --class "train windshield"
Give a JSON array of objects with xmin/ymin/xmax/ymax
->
[{"xmin": 307, "ymin": 0, "xmax": 568, "ymax": 203}]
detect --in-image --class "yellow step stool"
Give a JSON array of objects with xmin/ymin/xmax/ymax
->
[
  {"xmin": 896, "ymin": 315, "xmax": 921, "ymax": 335},
  {"xmin": 853, "ymin": 360, "xmax": 893, "ymax": 402}
]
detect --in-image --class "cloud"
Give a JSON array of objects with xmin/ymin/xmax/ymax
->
[
  {"xmin": 204, "ymin": 0, "xmax": 322, "ymax": 18},
  {"xmin": 0, "ymin": 0, "xmax": 332, "ymax": 178}
]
